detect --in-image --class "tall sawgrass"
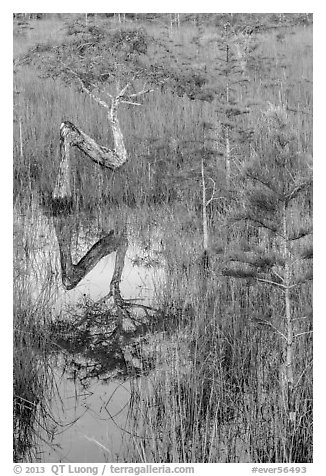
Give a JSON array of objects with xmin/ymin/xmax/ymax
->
[{"xmin": 121, "ymin": 203, "xmax": 312, "ymax": 462}]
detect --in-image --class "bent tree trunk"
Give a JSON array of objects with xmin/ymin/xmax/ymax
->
[
  {"xmin": 53, "ymin": 215, "xmax": 128, "ymax": 297},
  {"xmin": 52, "ymin": 89, "xmax": 129, "ymax": 299},
  {"xmin": 53, "ymin": 117, "xmax": 127, "ymax": 199}
]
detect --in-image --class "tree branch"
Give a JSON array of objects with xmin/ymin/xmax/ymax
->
[
  {"xmin": 244, "ymin": 170, "xmax": 281, "ymax": 196},
  {"xmin": 63, "ymin": 62, "xmax": 110, "ymax": 109},
  {"xmin": 294, "ymin": 331, "xmax": 313, "ymax": 338},
  {"xmin": 284, "ymin": 179, "xmax": 312, "ymax": 203},
  {"xmin": 289, "ymin": 228, "xmax": 313, "ymax": 241},
  {"xmin": 128, "ymin": 85, "xmax": 155, "ymax": 98},
  {"xmin": 271, "ymin": 269, "xmax": 284, "ymax": 282},
  {"xmin": 205, "ymin": 177, "xmax": 216, "ymax": 207},
  {"xmin": 232, "ymin": 213, "xmax": 281, "ymax": 235},
  {"xmin": 120, "ymin": 100, "xmax": 142, "ymax": 106},
  {"xmin": 251, "ymin": 319, "xmax": 287, "ymax": 341},
  {"xmin": 255, "ymin": 277, "xmax": 287, "ymax": 289},
  {"xmin": 53, "ymin": 217, "xmax": 127, "ymax": 291}
]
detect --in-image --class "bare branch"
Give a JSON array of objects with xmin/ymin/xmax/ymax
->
[
  {"xmin": 245, "ymin": 170, "xmax": 281, "ymax": 197},
  {"xmin": 291, "ymin": 315, "xmax": 310, "ymax": 321},
  {"xmin": 285, "ymin": 179, "xmax": 312, "ymax": 203},
  {"xmin": 289, "ymin": 227, "xmax": 313, "ymax": 241},
  {"xmin": 255, "ymin": 277, "xmax": 287, "ymax": 289},
  {"xmin": 62, "ymin": 62, "xmax": 110, "ymax": 109},
  {"xmin": 128, "ymin": 86, "xmax": 155, "ymax": 98},
  {"xmin": 233, "ymin": 213, "xmax": 281, "ymax": 236},
  {"xmin": 206, "ymin": 196, "xmax": 227, "ymax": 207},
  {"xmin": 108, "ymin": 77, "xmax": 154, "ymax": 106},
  {"xmin": 251, "ymin": 319, "xmax": 287, "ymax": 341},
  {"xmin": 117, "ymin": 80, "xmax": 133, "ymax": 98},
  {"xmin": 294, "ymin": 331, "xmax": 313, "ymax": 338},
  {"xmin": 294, "ymin": 360, "xmax": 313, "ymax": 388},
  {"xmin": 120, "ymin": 100, "xmax": 142, "ymax": 106},
  {"xmin": 256, "ymin": 277, "xmax": 284, "ymax": 287},
  {"xmin": 205, "ymin": 177, "xmax": 216, "ymax": 207},
  {"xmin": 271, "ymin": 269, "xmax": 284, "ymax": 282}
]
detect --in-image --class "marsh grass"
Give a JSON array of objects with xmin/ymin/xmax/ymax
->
[
  {"xmin": 123, "ymin": 266, "xmax": 312, "ymax": 462},
  {"xmin": 13, "ymin": 282, "xmax": 58, "ymax": 462},
  {"xmin": 13, "ymin": 15, "xmax": 312, "ymax": 463}
]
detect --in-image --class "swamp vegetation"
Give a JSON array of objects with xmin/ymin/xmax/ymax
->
[{"xmin": 13, "ymin": 13, "xmax": 312, "ymax": 463}]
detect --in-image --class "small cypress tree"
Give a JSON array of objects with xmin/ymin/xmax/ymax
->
[
  {"xmin": 222, "ymin": 103, "xmax": 312, "ymax": 462},
  {"xmin": 198, "ymin": 22, "xmax": 259, "ymax": 187}
]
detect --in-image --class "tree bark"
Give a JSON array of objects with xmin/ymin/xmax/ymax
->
[
  {"xmin": 225, "ymin": 125, "xmax": 231, "ymax": 187},
  {"xmin": 201, "ymin": 157, "xmax": 209, "ymax": 252},
  {"xmin": 225, "ymin": 56, "xmax": 231, "ymax": 187},
  {"xmin": 282, "ymin": 201, "xmax": 295, "ymax": 462},
  {"xmin": 53, "ymin": 215, "xmax": 128, "ymax": 293},
  {"xmin": 51, "ymin": 85, "xmax": 140, "ymax": 304},
  {"xmin": 53, "ymin": 121, "xmax": 127, "ymax": 199}
]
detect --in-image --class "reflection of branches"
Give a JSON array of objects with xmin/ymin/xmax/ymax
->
[
  {"xmin": 52, "ymin": 313, "xmax": 152, "ymax": 383},
  {"xmin": 52, "ymin": 66, "xmax": 159, "ymax": 313},
  {"xmin": 49, "ymin": 64, "xmax": 168, "ymax": 386},
  {"xmin": 54, "ymin": 218, "xmax": 123, "ymax": 289},
  {"xmin": 50, "ymin": 210, "xmax": 164, "ymax": 382},
  {"xmin": 53, "ymin": 214, "xmax": 128, "ymax": 302}
]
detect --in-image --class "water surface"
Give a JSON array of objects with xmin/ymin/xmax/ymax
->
[{"xmin": 14, "ymin": 203, "xmax": 165, "ymax": 462}]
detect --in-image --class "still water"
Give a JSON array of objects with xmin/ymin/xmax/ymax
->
[
  {"xmin": 14, "ymin": 204, "xmax": 165, "ymax": 462},
  {"xmin": 39, "ymin": 372, "xmax": 132, "ymax": 462}
]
